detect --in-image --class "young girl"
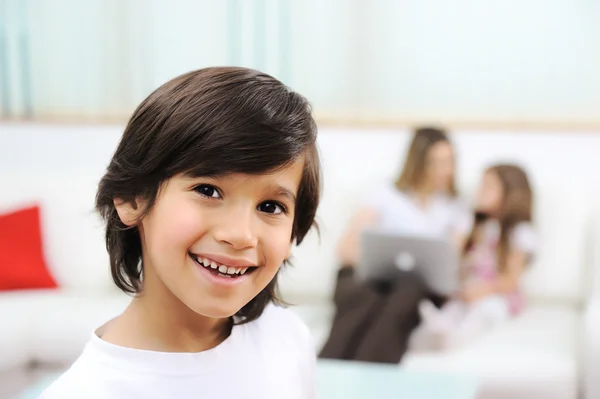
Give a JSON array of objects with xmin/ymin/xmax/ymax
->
[
  {"xmin": 418, "ymin": 164, "xmax": 536, "ymax": 349},
  {"xmin": 40, "ymin": 67, "xmax": 321, "ymax": 398}
]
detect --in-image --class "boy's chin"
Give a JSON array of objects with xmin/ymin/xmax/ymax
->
[{"xmin": 188, "ymin": 302, "xmax": 244, "ymax": 320}]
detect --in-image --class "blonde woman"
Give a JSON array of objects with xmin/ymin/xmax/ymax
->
[{"xmin": 319, "ymin": 127, "xmax": 471, "ymax": 363}]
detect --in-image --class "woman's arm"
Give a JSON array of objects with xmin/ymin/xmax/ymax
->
[{"xmin": 336, "ymin": 207, "xmax": 379, "ymax": 267}]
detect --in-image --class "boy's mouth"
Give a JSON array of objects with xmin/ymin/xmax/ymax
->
[{"xmin": 189, "ymin": 253, "xmax": 257, "ymax": 278}]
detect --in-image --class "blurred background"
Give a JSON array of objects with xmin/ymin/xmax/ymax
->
[
  {"xmin": 2, "ymin": 1, "xmax": 600, "ymax": 399},
  {"xmin": 2, "ymin": 0, "xmax": 600, "ymax": 126}
]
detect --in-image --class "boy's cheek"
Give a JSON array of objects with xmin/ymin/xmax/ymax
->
[
  {"xmin": 268, "ymin": 236, "xmax": 294, "ymax": 265},
  {"xmin": 160, "ymin": 203, "xmax": 203, "ymax": 234}
]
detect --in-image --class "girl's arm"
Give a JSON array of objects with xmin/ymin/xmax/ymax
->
[
  {"xmin": 490, "ymin": 249, "xmax": 528, "ymax": 294},
  {"xmin": 493, "ymin": 222, "xmax": 537, "ymax": 294},
  {"xmin": 461, "ymin": 249, "xmax": 528, "ymax": 302},
  {"xmin": 336, "ymin": 207, "xmax": 379, "ymax": 266}
]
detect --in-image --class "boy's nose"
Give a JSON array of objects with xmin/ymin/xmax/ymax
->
[{"xmin": 213, "ymin": 207, "xmax": 258, "ymax": 250}]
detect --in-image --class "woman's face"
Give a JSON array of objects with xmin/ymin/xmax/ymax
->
[{"xmin": 425, "ymin": 141, "xmax": 455, "ymax": 193}]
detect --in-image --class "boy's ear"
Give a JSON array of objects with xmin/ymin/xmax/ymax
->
[{"xmin": 114, "ymin": 198, "xmax": 142, "ymax": 227}]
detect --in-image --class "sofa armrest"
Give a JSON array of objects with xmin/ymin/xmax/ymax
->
[{"xmin": 583, "ymin": 295, "xmax": 600, "ymax": 399}]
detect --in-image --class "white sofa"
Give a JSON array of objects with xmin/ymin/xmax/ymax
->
[
  {"xmin": 282, "ymin": 129, "xmax": 600, "ymax": 399},
  {"xmin": 2, "ymin": 123, "xmax": 599, "ymax": 399}
]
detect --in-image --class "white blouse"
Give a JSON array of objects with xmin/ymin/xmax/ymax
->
[{"xmin": 364, "ymin": 184, "xmax": 472, "ymax": 240}]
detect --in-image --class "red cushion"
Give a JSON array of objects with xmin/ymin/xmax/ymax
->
[{"xmin": 0, "ymin": 205, "xmax": 58, "ymax": 290}]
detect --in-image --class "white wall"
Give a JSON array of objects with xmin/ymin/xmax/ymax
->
[
  {"xmin": 1, "ymin": 123, "xmax": 599, "ymax": 302},
  {"xmin": 2, "ymin": 1, "xmax": 599, "ymax": 122},
  {"xmin": 359, "ymin": 0, "xmax": 600, "ymax": 121}
]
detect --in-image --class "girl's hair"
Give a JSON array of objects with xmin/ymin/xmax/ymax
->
[
  {"xmin": 394, "ymin": 126, "xmax": 457, "ymax": 196},
  {"xmin": 464, "ymin": 164, "xmax": 533, "ymax": 272},
  {"xmin": 95, "ymin": 67, "xmax": 321, "ymax": 324}
]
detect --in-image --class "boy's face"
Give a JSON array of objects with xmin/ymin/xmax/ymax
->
[{"xmin": 134, "ymin": 159, "xmax": 303, "ymax": 319}]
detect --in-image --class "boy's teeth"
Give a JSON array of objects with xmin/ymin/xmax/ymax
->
[{"xmin": 194, "ymin": 255, "xmax": 254, "ymax": 276}]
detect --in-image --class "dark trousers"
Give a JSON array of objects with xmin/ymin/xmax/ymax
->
[{"xmin": 319, "ymin": 267, "xmax": 445, "ymax": 364}]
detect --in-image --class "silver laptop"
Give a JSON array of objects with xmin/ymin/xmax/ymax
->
[{"xmin": 355, "ymin": 229, "xmax": 460, "ymax": 296}]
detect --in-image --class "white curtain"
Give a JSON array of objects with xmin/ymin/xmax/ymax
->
[{"xmin": 1, "ymin": 0, "xmax": 599, "ymax": 124}]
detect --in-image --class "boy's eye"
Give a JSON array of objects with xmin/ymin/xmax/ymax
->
[
  {"xmin": 194, "ymin": 184, "xmax": 221, "ymax": 199},
  {"xmin": 258, "ymin": 201, "xmax": 286, "ymax": 215}
]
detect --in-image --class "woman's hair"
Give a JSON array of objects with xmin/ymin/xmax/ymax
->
[
  {"xmin": 465, "ymin": 164, "xmax": 533, "ymax": 272},
  {"xmin": 394, "ymin": 126, "xmax": 457, "ymax": 196},
  {"xmin": 95, "ymin": 67, "xmax": 321, "ymax": 324}
]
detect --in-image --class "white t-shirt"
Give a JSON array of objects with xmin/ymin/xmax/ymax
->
[
  {"xmin": 365, "ymin": 184, "xmax": 472, "ymax": 240},
  {"xmin": 40, "ymin": 304, "xmax": 316, "ymax": 399}
]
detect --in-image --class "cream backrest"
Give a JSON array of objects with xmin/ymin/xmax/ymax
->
[{"xmin": 1, "ymin": 124, "xmax": 594, "ymax": 304}]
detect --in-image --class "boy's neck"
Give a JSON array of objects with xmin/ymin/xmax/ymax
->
[{"xmin": 101, "ymin": 289, "xmax": 232, "ymax": 353}]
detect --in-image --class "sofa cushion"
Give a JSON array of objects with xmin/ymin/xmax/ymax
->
[
  {"xmin": 0, "ymin": 205, "xmax": 58, "ymax": 290},
  {"xmin": 31, "ymin": 291, "xmax": 131, "ymax": 365},
  {"xmin": 0, "ymin": 174, "xmax": 113, "ymax": 292},
  {"xmin": 0, "ymin": 290, "xmax": 130, "ymax": 371},
  {"xmin": 287, "ymin": 301, "xmax": 579, "ymax": 399},
  {"xmin": 401, "ymin": 305, "xmax": 579, "ymax": 399},
  {"xmin": 0, "ymin": 292, "xmax": 38, "ymax": 371},
  {"xmin": 520, "ymin": 182, "xmax": 591, "ymax": 305}
]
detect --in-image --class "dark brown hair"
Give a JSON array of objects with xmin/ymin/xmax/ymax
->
[
  {"xmin": 95, "ymin": 67, "xmax": 321, "ymax": 323},
  {"xmin": 395, "ymin": 126, "xmax": 457, "ymax": 196},
  {"xmin": 464, "ymin": 164, "xmax": 533, "ymax": 272}
]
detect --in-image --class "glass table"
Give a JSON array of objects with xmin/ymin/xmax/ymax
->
[{"xmin": 317, "ymin": 359, "xmax": 479, "ymax": 399}]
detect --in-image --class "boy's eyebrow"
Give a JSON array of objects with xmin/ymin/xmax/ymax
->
[
  {"xmin": 185, "ymin": 174, "xmax": 297, "ymax": 203},
  {"xmin": 272, "ymin": 185, "xmax": 297, "ymax": 203}
]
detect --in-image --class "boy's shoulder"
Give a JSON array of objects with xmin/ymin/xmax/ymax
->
[
  {"xmin": 256, "ymin": 303, "xmax": 310, "ymax": 330},
  {"xmin": 247, "ymin": 304, "xmax": 317, "ymax": 397},
  {"xmin": 38, "ymin": 355, "xmax": 99, "ymax": 399},
  {"xmin": 249, "ymin": 303, "xmax": 313, "ymax": 344}
]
